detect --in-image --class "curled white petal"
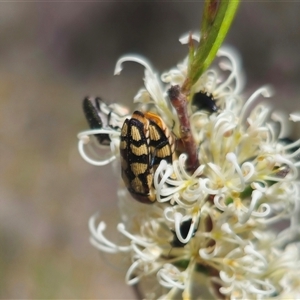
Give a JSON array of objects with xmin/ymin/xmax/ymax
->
[
  {"xmin": 78, "ymin": 138, "xmax": 116, "ymax": 166},
  {"xmin": 272, "ymin": 111, "xmax": 290, "ymax": 138},
  {"xmin": 89, "ymin": 215, "xmax": 131, "ymax": 253},
  {"xmin": 125, "ymin": 260, "xmax": 143, "ymax": 285},
  {"xmin": 77, "ymin": 129, "xmax": 120, "ymax": 166},
  {"xmin": 216, "ymin": 46, "xmax": 244, "ymax": 95},
  {"xmin": 157, "ymin": 264, "xmax": 186, "ymax": 289},
  {"xmin": 114, "ymin": 54, "xmax": 153, "ymax": 75},
  {"xmin": 239, "ymin": 190, "xmax": 263, "ymax": 224},
  {"xmin": 117, "ymin": 223, "xmax": 153, "ymax": 248},
  {"xmin": 239, "ymin": 86, "xmax": 274, "ymax": 124},
  {"xmin": 226, "ymin": 152, "xmax": 245, "ymax": 192}
]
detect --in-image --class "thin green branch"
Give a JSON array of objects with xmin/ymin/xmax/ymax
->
[{"xmin": 182, "ymin": 0, "xmax": 240, "ymax": 95}]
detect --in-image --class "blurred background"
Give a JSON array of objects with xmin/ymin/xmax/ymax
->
[{"xmin": 1, "ymin": 2, "xmax": 300, "ymax": 299}]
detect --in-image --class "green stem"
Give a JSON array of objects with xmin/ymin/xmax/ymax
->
[{"xmin": 182, "ymin": 0, "xmax": 240, "ymax": 94}]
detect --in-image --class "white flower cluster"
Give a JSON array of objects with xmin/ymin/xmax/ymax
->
[{"xmin": 78, "ymin": 34, "xmax": 300, "ymax": 299}]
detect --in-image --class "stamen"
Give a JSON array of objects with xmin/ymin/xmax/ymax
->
[
  {"xmin": 287, "ymin": 146, "xmax": 300, "ymax": 160},
  {"xmin": 244, "ymin": 245, "xmax": 267, "ymax": 267},
  {"xmin": 251, "ymin": 182, "xmax": 267, "ymax": 193},
  {"xmin": 219, "ymin": 269, "xmax": 235, "ymax": 284},
  {"xmin": 131, "ymin": 243, "xmax": 156, "ymax": 260},
  {"xmin": 201, "ymin": 177, "xmax": 226, "ymax": 194},
  {"xmin": 77, "ymin": 129, "xmax": 120, "ymax": 165},
  {"xmin": 154, "ymin": 160, "xmax": 182, "ymax": 203},
  {"xmin": 157, "ymin": 264, "xmax": 186, "ymax": 289},
  {"xmin": 248, "ymin": 279, "xmax": 276, "ymax": 295},
  {"xmin": 239, "ymin": 190, "xmax": 263, "ymax": 224},
  {"xmin": 241, "ymin": 162, "xmax": 255, "ymax": 182},
  {"xmin": 164, "ymin": 206, "xmax": 185, "ymax": 223},
  {"xmin": 114, "ymin": 55, "xmax": 153, "ymax": 75},
  {"xmin": 251, "ymin": 203, "xmax": 271, "ymax": 218},
  {"xmin": 221, "ymin": 223, "xmax": 244, "ymax": 244},
  {"xmin": 89, "ymin": 216, "xmax": 131, "ymax": 253},
  {"xmin": 282, "ymin": 138, "xmax": 300, "ymax": 151},
  {"xmin": 239, "ymin": 86, "xmax": 274, "ymax": 125},
  {"xmin": 275, "ymin": 228, "xmax": 300, "ymax": 248},
  {"xmin": 174, "ymin": 212, "xmax": 196, "ymax": 244},
  {"xmin": 160, "ymin": 69, "xmax": 185, "ymax": 85},
  {"xmin": 199, "ymin": 244, "xmax": 219, "ymax": 260},
  {"xmin": 271, "ymin": 111, "xmax": 290, "ymax": 139},
  {"xmin": 265, "ymin": 154, "xmax": 298, "ymax": 181},
  {"xmin": 177, "ymin": 154, "xmax": 192, "ymax": 180},
  {"xmin": 215, "ymin": 47, "xmax": 242, "ymax": 95},
  {"xmin": 213, "ymin": 194, "xmax": 227, "ymax": 211},
  {"xmin": 117, "ymin": 223, "xmax": 153, "ymax": 248},
  {"xmin": 125, "ymin": 260, "xmax": 143, "ymax": 285},
  {"xmin": 226, "ymin": 152, "xmax": 245, "ymax": 192},
  {"xmin": 78, "ymin": 138, "xmax": 116, "ymax": 166}
]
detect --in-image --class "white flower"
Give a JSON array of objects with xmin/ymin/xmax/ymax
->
[{"xmin": 78, "ymin": 36, "xmax": 300, "ymax": 299}]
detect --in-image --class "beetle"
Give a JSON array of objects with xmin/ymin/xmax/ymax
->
[
  {"xmin": 120, "ymin": 111, "xmax": 175, "ymax": 204},
  {"xmin": 192, "ymin": 91, "xmax": 218, "ymax": 113},
  {"xmin": 83, "ymin": 97, "xmax": 110, "ymax": 145},
  {"xmin": 83, "ymin": 97, "xmax": 129, "ymax": 145}
]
